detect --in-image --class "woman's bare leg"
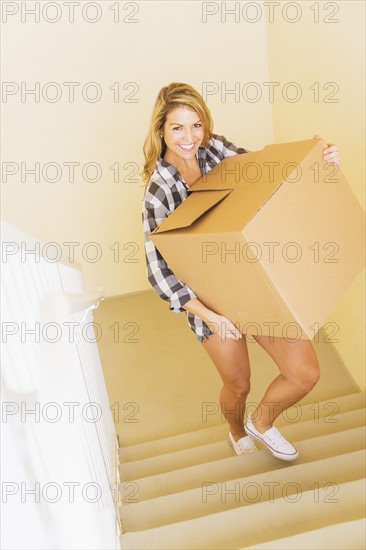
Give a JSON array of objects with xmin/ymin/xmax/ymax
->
[
  {"xmin": 201, "ymin": 333, "xmax": 251, "ymax": 441},
  {"xmin": 251, "ymin": 335, "xmax": 320, "ymax": 432}
]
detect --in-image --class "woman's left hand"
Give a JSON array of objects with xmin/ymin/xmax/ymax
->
[{"xmin": 313, "ymin": 134, "xmax": 341, "ymax": 166}]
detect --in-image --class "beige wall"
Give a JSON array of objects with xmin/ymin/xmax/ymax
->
[
  {"xmin": 265, "ymin": 0, "xmax": 365, "ymax": 388},
  {"xmin": 2, "ymin": 0, "xmax": 272, "ymax": 296},
  {"xmin": 3, "ymin": 1, "xmax": 364, "ymax": 385}
]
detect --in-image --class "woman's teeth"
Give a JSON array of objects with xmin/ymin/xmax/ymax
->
[{"xmin": 179, "ymin": 144, "xmax": 195, "ymax": 150}]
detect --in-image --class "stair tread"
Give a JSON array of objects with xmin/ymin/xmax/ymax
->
[
  {"xmin": 120, "ymin": 407, "xmax": 366, "ymax": 480},
  {"xmin": 242, "ymin": 518, "xmax": 366, "ymax": 549},
  {"xmin": 120, "ymin": 450, "xmax": 365, "ymax": 532},
  {"xmin": 120, "ymin": 478, "xmax": 365, "ymax": 550},
  {"xmin": 120, "ymin": 426, "xmax": 365, "ymax": 501},
  {"xmin": 120, "ymin": 392, "xmax": 365, "ymax": 463}
]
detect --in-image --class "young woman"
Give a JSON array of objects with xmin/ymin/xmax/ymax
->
[{"xmin": 141, "ymin": 82, "xmax": 340, "ymax": 461}]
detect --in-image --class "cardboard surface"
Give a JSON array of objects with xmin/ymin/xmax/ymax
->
[{"xmin": 151, "ymin": 139, "xmax": 365, "ymax": 339}]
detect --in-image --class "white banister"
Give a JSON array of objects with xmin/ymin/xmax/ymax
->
[{"xmin": 1, "ymin": 220, "xmax": 121, "ymax": 549}]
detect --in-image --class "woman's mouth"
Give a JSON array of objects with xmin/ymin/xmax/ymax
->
[{"xmin": 179, "ymin": 143, "xmax": 196, "ymax": 151}]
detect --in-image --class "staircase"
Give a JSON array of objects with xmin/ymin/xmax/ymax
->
[{"xmin": 118, "ymin": 391, "xmax": 365, "ymax": 549}]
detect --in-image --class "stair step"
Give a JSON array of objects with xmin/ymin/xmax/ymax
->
[
  {"xmin": 242, "ymin": 518, "xmax": 366, "ymax": 549},
  {"xmin": 119, "ymin": 392, "xmax": 365, "ymax": 464},
  {"xmin": 119, "ymin": 407, "xmax": 365, "ymax": 481},
  {"xmin": 120, "ymin": 425, "xmax": 365, "ymax": 501},
  {"xmin": 120, "ymin": 449, "xmax": 365, "ymax": 531},
  {"xmin": 120, "ymin": 478, "xmax": 365, "ymax": 549}
]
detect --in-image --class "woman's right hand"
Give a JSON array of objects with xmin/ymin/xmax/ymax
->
[
  {"xmin": 182, "ymin": 298, "xmax": 243, "ymax": 342},
  {"xmin": 206, "ymin": 313, "xmax": 243, "ymax": 342}
]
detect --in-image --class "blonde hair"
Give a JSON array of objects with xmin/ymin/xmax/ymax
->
[{"xmin": 141, "ymin": 82, "xmax": 213, "ymax": 185}]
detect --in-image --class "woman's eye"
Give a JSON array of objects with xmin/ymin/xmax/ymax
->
[
  {"xmin": 173, "ymin": 127, "xmax": 181, "ymax": 131},
  {"xmin": 194, "ymin": 123, "xmax": 202, "ymax": 128}
]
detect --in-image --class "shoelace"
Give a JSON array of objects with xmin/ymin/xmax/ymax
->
[
  {"xmin": 237, "ymin": 436, "xmax": 255, "ymax": 450},
  {"xmin": 265, "ymin": 428, "xmax": 287, "ymax": 448}
]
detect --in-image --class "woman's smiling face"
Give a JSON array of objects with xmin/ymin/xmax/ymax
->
[{"xmin": 162, "ymin": 106, "xmax": 204, "ymax": 162}]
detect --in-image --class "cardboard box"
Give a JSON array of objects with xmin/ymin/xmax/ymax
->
[{"xmin": 151, "ymin": 139, "xmax": 365, "ymax": 339}]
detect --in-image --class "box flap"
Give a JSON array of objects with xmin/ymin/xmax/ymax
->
[
  {"xmin": 257, "ymin": 139, "xmax": 319, "ymax": 170},
  {"xmin": 191, "ymin": 150, "xmax": 260, "ymax": 191},
  {"xmin": 152, "ymin": 189, "xmax": 232, "ymax": 234}
]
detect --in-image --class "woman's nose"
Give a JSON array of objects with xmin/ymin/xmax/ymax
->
[{"xmin": 183, "ymin": 128, "xmax": 193, "ymax": 142}]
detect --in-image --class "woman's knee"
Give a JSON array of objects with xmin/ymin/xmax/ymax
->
[
  {"xmin": 288, "ymin": 357, "xmax": 320, "ymax": 391},
  {"xmin": 271, "ymin": 339, "xmax": 321, "ymax": 391},
  {"xmin": 307, "ymin": 362, "xmax": 321, "ymax": 388},
  {"xmin": 226, "ymin": 377, "xmax": 251, "ymax": 400}
]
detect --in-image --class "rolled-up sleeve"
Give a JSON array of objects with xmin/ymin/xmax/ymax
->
[{"xmin": 142, "ymin": 198, "xmax": 197, "ymax": 312}]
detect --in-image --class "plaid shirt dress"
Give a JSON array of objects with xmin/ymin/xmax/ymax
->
[{"xmin": 142, "ymin": 134, "xmax": 248, "ymax": 342}]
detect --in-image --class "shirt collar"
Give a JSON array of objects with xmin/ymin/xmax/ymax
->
[{"xmin": 155, "ymin": 144, "xmax": 208, "ymax": 188}]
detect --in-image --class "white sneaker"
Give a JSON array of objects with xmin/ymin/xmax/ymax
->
[
  {"xmin": 228, "ymin": 432, "xmax": 257, "ymax": 456},
  {"xmin": 245, "ymin": 413, "xmax": 299, "ymax": 461}
]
